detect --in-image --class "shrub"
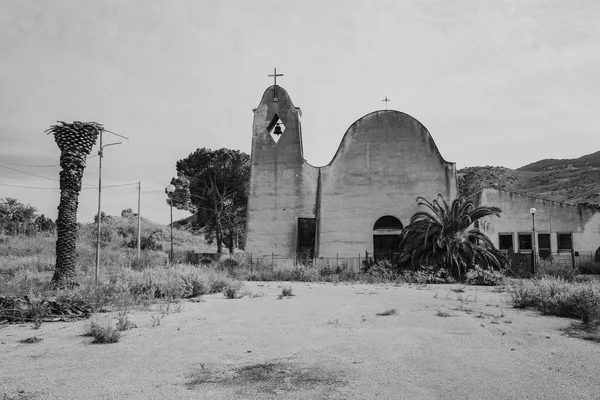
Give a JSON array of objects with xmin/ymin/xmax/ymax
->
[
  {"xmin": 281, "ymin": 285, "xmax": 293, "ymax": 297},
  {"xmin": 223, "ymin": 281, "xmax": 244, "ymax": 299},
  {"xmin": 83, "ymin": 320, "xmax": 121, "ymax": 344},
  {"xmin": 579, "ymin": 261, "xmax": 600, "ymax": 275},
  {"xmin": 407, "ymin": 266, "xmax": 455, "ymax": 284},
  {"xmin": 537, "ymin": 259, "xmax": 577, "ymax": 281},
  {"xmin": 365, "ymin": 260, "xmax": 397, "ymax": 282},
  {"xmin": 465, "ymin": 266, "xmax": 504, "ymax": 286}
]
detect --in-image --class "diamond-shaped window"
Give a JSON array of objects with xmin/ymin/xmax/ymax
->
[{"xmin": 267, "ymin": 114, "xmax": 286, "ymax": 144}]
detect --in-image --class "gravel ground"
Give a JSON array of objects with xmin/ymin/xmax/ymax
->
[{"xmin": 1, "ymin": 282, "xmax": 599, "ymax": 400}]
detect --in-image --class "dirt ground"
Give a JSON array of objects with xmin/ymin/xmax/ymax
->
[{"xmin": 1, "ymin": 282, "xmax": 599, "ymax": 400}]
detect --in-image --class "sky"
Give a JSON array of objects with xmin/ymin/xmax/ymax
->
[{"xmin": 1, "ymin": 0, "xmax": 599, "ymax": 225}]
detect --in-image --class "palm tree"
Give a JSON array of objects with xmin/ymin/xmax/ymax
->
[
  {"xmin": 47, "ymin": 121, "xmax": 103, "ymax": 288},
  {"xmin": 399, "ymin": 195, "xmax": 505, "ymax": 278}
]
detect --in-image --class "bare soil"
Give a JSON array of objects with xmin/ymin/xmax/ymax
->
[{"xmin": 1, "ymin": 282, "xmax": 599, "ymax": 399}]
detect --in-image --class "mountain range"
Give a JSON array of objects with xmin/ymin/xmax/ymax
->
[{"xmin": 458, "ymin": 150, "xmax": 600, "ymax": 210}]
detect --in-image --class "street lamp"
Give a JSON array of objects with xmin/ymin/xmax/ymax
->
[
  {"xmin": 166, "ymin": 184, "xmax": 175, "ymax": 263},
  {"xmin": 95, "ymin": 133, "xmax": 124, "ymax": 285},
  {"xmin": 530, "ymin": 207, "xmax": 537, "ymax": 274}
]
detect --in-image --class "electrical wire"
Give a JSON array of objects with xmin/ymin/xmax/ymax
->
[
  {"xmin": 4, "ymin": 154, "xmax": 100, "ymax": 168},
  {"xmin": 0, "ymin": 182, "xmax": 138, "ymax": 190}
]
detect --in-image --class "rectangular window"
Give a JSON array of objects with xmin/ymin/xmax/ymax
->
[
  {"xmin": 498, "ymin": 233, "xmax": 514, "ymax": 250},
  {"xmin": 518, "ymin": 233, "xmax": 532, "ymax": 252},
  {"xmin": 538, "ymin": 233, "xmax": 551, "ymax": 250},
  {"xmin": 538, "ymin": 233, "xmax": 551, "ymax": 259},
  {"xmin": 557, "ymin": 233, "xmax": 573, "ymax": 252}
]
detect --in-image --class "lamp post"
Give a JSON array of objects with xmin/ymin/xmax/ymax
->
[
  {"xmin": 530, "ymin": 207, "xmax": 537, "ymax": 274},
  {"xmin": 166, "ymin": 184, "xmax": 175, "ymax": 263},
  {"xmin": 95, "ymin": 133, "xmax": 122, "ymax": 285}
]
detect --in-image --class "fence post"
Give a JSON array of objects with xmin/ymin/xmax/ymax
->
[
  {"xmin": 358, "ymin": 253, "xmax": 361, "ymax": 272},
  {"xmin": 571, "ymin": 250, "xmax": 575, "ymax": 270},
  {"xmin": 272, "ymin": 252, "xmax": 274, "ymax": 269},
  {"xmin": 336, "ymin": 253, "xmax": 339, "ymax": 268},
  {"xmin": 250, "ymin": 253, "xmax": 253, "ymax": 273}
]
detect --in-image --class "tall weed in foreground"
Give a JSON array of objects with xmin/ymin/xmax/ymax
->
[{"xmin": 509, "ymin": 277, "xmax": 600, "ymax": 324}]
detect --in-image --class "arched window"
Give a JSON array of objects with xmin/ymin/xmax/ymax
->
[{"xmin": 373, "ymin": 215, "xmax": 403, "ymax": 231}]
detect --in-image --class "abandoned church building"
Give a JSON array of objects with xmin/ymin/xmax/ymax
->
[{"xmin": 244, "ymin": 85, "xmax": 600, "ymax": 264}]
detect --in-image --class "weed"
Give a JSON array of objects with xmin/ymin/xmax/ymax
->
[
  {"xmin": 151, "ymin": 314, "xmax": 164, "ymax": 327},
  {"xmin": 83, "ymin": 320, "xmax": 121, "ymax": 344},
  {"xmin": 451, "ymin": 287, "xmax": 466, "ymax": 293},
  {"xmin": 223, "ymin": 281, "xmax": 245, "ymax": 299},
  {"xmin": 433, "ymin": 292, "xmax": 438, "ymax": 299},
  {"xmin": 19, "ymin": 336, "xmax": 43, "ymax": 344},
  {"xmin": 376, "ymin": 308, "xmax": 397, "ymax": 316},
  {"xmin": 281, "ymin": 286, "xmax": 294, "ymax": 297},
  {"xmin": 475, "ymin": 312, "xmax": 485, "ymax": 319},
  {"xmin": 436, "ymin": 309, "xmax": 451, "ymax": 317},
  {"xmin": 115, "ymin": 309, "xmax": 136, "ymax": 331}
]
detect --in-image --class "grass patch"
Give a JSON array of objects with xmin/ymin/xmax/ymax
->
[
  {"xmin": 509, "ymin": 277, "xmax": 600, "ymax": 324},
  {"xmin": 435, "ymin": 309, "xmax": 452, "ymax": 318}
]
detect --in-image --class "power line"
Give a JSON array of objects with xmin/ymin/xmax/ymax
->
[
  {"xmin": 0, "ymin": 163, "xmax": 100, "ymax": 187},
  {"xmin": 0, "ymin": 182, "xmax": 138, "ymax": 190},
  {"xmin": 4, "ymin": 154, "xmax": 100, "ymax": 168}
]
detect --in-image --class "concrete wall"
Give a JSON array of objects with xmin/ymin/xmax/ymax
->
[
  {"xmin": 474, "ymin": 188, "xmax": 600, "ymax": 253},
  {"xmin": 245, "ymin": 86, "xmax": 319, "ymax": 256},
  {"xmin": 318, "ymin": 111, "xmax": 457, "ymax": 257}
]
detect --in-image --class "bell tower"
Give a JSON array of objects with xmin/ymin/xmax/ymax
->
[{"xmin": 245, "ymin": 78, "xmax": 320, "ymax": 257}]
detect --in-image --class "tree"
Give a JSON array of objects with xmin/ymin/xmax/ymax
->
[
  {"xmin": 170, "ymin": 148, "xmax": 250, "ymax": 253},
  {"xmin": 34, "ymin": 214, "xmax": 56, "ymax": 233},
  {"xmin": 47, "ymin": 121, "xmax": 102, "ymax": 288},
  {"xmin": 399, "ymin": 195, "xmax": 506, "ymax": 278},
  {"xmin": 0, "ymin": 197, "xmax": 38, "ymax": 235}
]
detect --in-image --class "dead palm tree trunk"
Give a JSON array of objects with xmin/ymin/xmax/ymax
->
[{"xmin": 47, "ymin": 121, "xmax": 102, "ymax": 288}]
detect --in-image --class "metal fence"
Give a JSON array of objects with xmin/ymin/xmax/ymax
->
[
  {"xmin": 185, "ymin": 250, "xmax": 600, "ymax": 278},
  {"xmin": 503, "ymin": 250, "xmax": 600, "ymax": 277}
]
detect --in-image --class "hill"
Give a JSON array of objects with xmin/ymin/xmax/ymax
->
[{"xmin": 458, "ymin": 151, "xmax": 600, "ymax": 210}]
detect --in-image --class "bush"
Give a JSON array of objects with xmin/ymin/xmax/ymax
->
[
  {"xmin": 83, "ymin": 320, "xmax": 121, "ymax": 344},
  {"xmin": 223, "ymin": 281, "xmax": 244, "ymax": 299},
  {"xmin": 537, "ymin": 259, "xmax": 577, "ymax": 281},
  {"xmin": 281, "ymin": 285, "xmax": 293, "ymax": 297},
  {"xmin": 365, "ymin": 260, "xmax": 397, "ymax": 282},
  {"xmin": 509, "ymin": 277, "xmax": 600, "ymax": 324},
  {"xmin": 406, "ymin": 266, "xmax": 455, "ymax": 284},
  {"xmin": 579, "ymin": 261, "xmax": 600, "ymax": 275},
  {"xmin": 465, "ymin": 266, "xmax": 504, "ymax": 286}
]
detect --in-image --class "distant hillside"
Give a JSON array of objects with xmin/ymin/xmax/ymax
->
[
  {"xmin": 519, "ymin": 150, "xmax": 600, "ymax": 172},
  {"xmin": 458, "ymin": 150, "xmax": 600, "ymax": 210}
]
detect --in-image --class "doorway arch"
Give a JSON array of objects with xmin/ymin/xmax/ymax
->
[{"xmin": 373, "ymin": 216, "xmax": 403, "ymax": 263}]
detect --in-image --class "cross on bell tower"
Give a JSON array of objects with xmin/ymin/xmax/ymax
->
[{"xmin": 268, "ymin": 68, "xmax": 284, "ymax": 102}]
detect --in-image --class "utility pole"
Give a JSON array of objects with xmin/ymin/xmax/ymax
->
[{"xmin": 137, "ymin": 181, "xmax": 141, "ymax": 257}]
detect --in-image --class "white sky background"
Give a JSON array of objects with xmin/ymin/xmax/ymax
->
[{"xmin": 1, "ymin": 0, "xmax": 599, "ymax": 225}]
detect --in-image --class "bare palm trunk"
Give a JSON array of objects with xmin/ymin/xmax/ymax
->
[{"xmin": 47, "ymin": 121, "xmax": 102, "ymax": 288}]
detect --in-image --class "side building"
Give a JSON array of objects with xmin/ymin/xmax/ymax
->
[{"xmin": 471, "ymin": 188, "xmax": 600, "ymax": 267}]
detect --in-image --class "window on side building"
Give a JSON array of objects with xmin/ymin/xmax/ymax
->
[
  {"xmin": 557, "ymin": 233, "xmax": 573, "ymax": 252},
  {"xmin": 498, "ymin": 233, "xmax": 514, "ymax": 250},
  {"xmin": 517, "ymin": 233, "xmax": 533, "ymax": 252},
  {"xmin": 538, "ymin": 233, "xmax": 551, "ymax": 259}
]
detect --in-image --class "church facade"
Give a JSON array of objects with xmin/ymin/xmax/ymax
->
[{"xmin": 244, "ymin": 85, "xmax": 457, "ymax": 259}]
